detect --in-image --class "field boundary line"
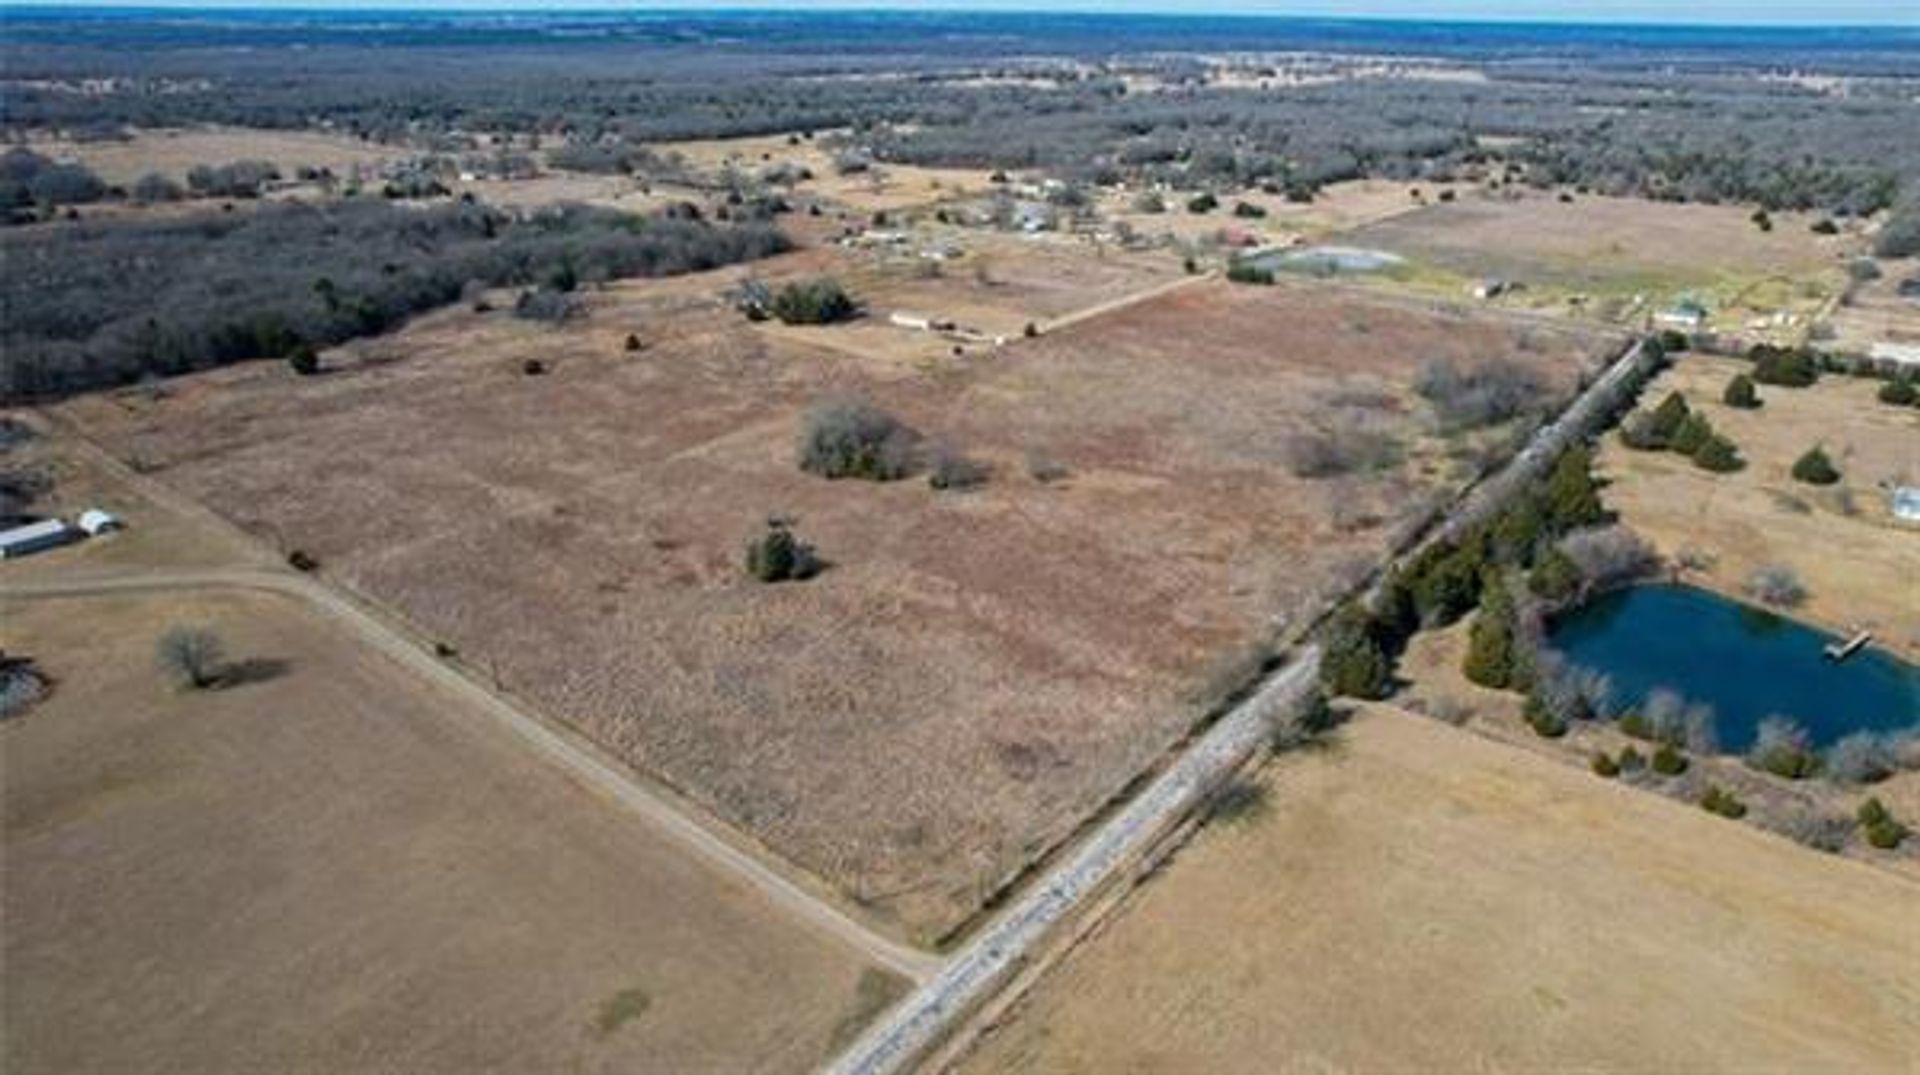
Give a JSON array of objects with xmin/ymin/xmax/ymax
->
[
  {"xmin": 823, "ymin": 651, "xmax": 1321, "ymax": 1075},
  {"xmin": 1037, "ymin": 270, "xmax": 1216, "ymax": 335},
  {"xmin": 827, "ymin": 333, "xmax": 1664, "ymax": 1075},
  {"xmin": 7, "ymin": 416, "xmax": 943, "ymax": 981}
]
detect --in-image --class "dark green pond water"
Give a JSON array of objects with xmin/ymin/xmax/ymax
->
[{"xmin": 1549, "ymin": 584, "xmax": 1919, "ymax": 752}]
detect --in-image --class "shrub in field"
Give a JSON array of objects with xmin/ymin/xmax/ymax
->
[
  {"xmin": 1413, "ymin": 357, "xmax": 1549, "ymax": 432},
  {"xmin": 1669, "ymin": 411, "xmax": 1713, "ymax": 457},
  {"xmin": 926, "ymin": 444, "xmax": 989, "ymax": 491},
  {"xmin": 1284, "ymin": 421, "xmax": 1403, "ymax": 478},
  {"xmin": 769, "ymin": 278, "xmax": 857, "ymax": 325},
  {"xmin": 1651, "ymin": 743, "xmax": 1688, "ymax": 775},
  {"xmin": 798, "ymin": 398, "xmax": 917, "ymax": 481},
  {"xmin": 1748, "ymin": 715, "xmax": 1820, "ymax": 779},
  {"xmin": 1320, "ymin": 606, "xmax": 1394, "ymax": 701},
  {"xmin": 156, "ymin": 625, "xmax": 225, "ymax": 690},
  {"xmin": 1524, "ymin": 694, "xmax": 1569, "ymax": 738},
  {"xmin": 1744, "ymin": 564, "xmax": 1805, "ymax": 608},
  {"xmin": 1762, "ymin": 809, "xmax": 1850, "ymax": 852},
  {"xmin": 1641, "ymin": 687, "xmax": 1717, "ymax": 752},
  {"xmin": 1403, "ymin": 539, "xmax": 1485, "ymax": 627},
  {"xmin": 1690, "ymin": 433, "xmax": 1743, "ymax": 473},
  {"xmin": 1722, "ymin": 373, "xmax": 1760, "ymax": 409},
  {"xmin": 0, "ymin": 652, "xmax": 48, "ymax": 719},
  {"xmin": 1591, "ymin": 751, "xmax": 1620, "ymax": 778},
  {"xmin": 514, "ymin": 286, "xmax": 583, "ymax": 323},
  {"xmin": 1825, "ymin": 732, "xmax": 1896, "ymax": 785},
  {"xmin": 1528, "ymin": 546, "xmax": 1581, "ymax": 603},
  {"xmin": 744, "ymin": 520, "xmax": 820, "ymax": 583},
  {"xmin": 1618, "ymin": 711, "xmax": 1651, "ymax": 740},
  {"xmin": 1527, "ymin": 649, "xmax": 1612, "ymax": 725},
  {"xmin": 1225, "ymin": 260, "xmax": 1275, "ymax": 285},
  {"xmin": 1878, "ymin": 378, "xmax": 1917, "ymax": 406},
  {"xmin": 1699, "ymin": 784, "xmax": 1747, "ymax": 819},
  {"xmin": 287, "ymin": 343, "xmax": 320, "ymax": 376},
  {"xmin": 1023, "ymin": 448, "xmax": 1068, "ymax": 484},
  {"xmin": 1462, "ymin": 578, "xmax": 1518, "ymax": 689},
  {"xmin": 1186, "ymin": 192, "xmax": 1218, "ymax": 213},
  {"xmin": 1617, "ymin": 745, "xmax": 1647, "ymax": 773},
  {"xmin": 1621, "ymin": 390, "xmax": 1690, "ymax": 450},
  {"xmin": 1856, "ymin": 798, "xmax": 1909, "ymax": 848},
  {"xmin": 1790, "ymin": 445, "xmax": 1841, "ymax": 485},
  {"xmin": 1749, "ymin": 344, "xmax": 1820, "ymax": 387},
  {"xmin": 1557, "ymin": 525, "xmax": 1658, "ymax": 593}
]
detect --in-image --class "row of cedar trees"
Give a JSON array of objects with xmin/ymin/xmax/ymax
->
[{"xmin": 1320, "ymin": 442, "xmax": 1610, "ymax": 702}]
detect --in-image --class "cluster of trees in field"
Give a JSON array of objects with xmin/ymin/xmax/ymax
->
[
  {"xmin": 1, "ymin": 199, "xmax": 788, "ymax": 399},
  {"xmin": 1, "ymin": 148, "xmax": 108, "ymax": 216}
]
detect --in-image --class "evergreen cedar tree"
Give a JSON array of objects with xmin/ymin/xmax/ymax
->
[
  {"xmin": 1322, "ymin": 444, "xmax": 1606, "ymax": 700},
  {"xmin": 1722, "ymin": 373, "xmax": 1760, "ymax": 409},
  {"xmin": 1879, "ymin": 378, "xmax": 1918, "ymax": 406},
  {"xmin": 1462, "ymin": 575, "xmax": 1518, "ymax": 689},
  {"xmin": 1790, "ymin": 445, "xmax": 1841, "ymax": 485}
]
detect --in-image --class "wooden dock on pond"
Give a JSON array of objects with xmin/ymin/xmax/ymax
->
[{"xmin": 1824, "ymin": 629, "xmax": 1872, "ymax": 662}]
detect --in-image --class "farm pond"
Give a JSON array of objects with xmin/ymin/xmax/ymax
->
[{"xmin": 1549, "ymin": 584, "xmax": 1919, "ymax": 752}]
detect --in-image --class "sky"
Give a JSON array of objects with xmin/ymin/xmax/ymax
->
[{"xmin": 10, "ymin": 0, "xmax": 1913, "ymax": 26}]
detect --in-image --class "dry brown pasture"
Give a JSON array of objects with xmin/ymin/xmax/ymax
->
[
  {"xmin": 1343, "ymin": 190, "xmax": 1850, "ymax": 322},
  {"xmin": 33, "ymin": 125, "xmax": 400, "ymax": 186},
  {"xmin": 959, "ymin": 706, "xmax": 1920, "ymax": 1075},
  {"xmin": 653, "ymin": 133, "xmax": 995, "ymax": 214},
  {"xmin": 1596, "ymin": 353, "xmax": 1920, "ymax": 659},
  {"xmin": 1099, "ymin": 177, "xmax": 1467, "ymax": 248},
  {"xmin": 0, "ymin": 415, "xmax": 272, "ymax": 581},
  {"xmin": 0, "ymin": 589, "xmax": 887, "ymax": 1075},
  {"xmin": 1827, "ymin": 255, "xmax": 1920, "ymax": 355},
  {"xmin": 54, "ymin": 260, "xmax": 1613, "ymax": 939}
]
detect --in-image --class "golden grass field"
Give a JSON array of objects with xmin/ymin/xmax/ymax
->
[
  {"xmin": 34, "ymin": 125, "xmax": 400, "ymax": 186},
  {"xmin": 1342, "ymin": 190, "xmax": 1852, "ymax": 325},
  {"xmin": 1596, "ymin": 353, "xmax": 1920, "ymax": 659},
  {"xmin": 653, "ymin": 132, "xmax": 997, "ymax": 214},
  {"xmin": 960, "ymin": 706, "xmax": 1920, "ymax": 1075},
  {"xmin": 0, "ymin": 587, "xmax": 895, "ymax": 1075},
  {"xmin": 52, "ymin": 258, "xmax": 1612, "ymax": 940}
]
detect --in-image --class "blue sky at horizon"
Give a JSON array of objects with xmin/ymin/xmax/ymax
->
[{"xmin": 6, "ymin": 1, "xmax": 1914, "ymax": 29}]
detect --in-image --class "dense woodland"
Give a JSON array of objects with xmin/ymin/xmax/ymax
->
[
  {"xmin": 4, "ymin": 10, "xmax": 1919, "ymax": 397},
  {"xmin": 0, "ymin": 201, "xmax": 786, "ymax": 399},
  {"xmin": 5, "ymin": 11, "xmax": 1919, "ymax": 218}
]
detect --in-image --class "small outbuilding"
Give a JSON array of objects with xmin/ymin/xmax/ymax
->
[
  {"xmin": 1655, "ymin": 298, "xmax": 1709, "ymax": 331},
  {"xmin": 77, "ymin": 508, "xmax": 124, "ymax": 536},
  {"xmin": 0, "ymin": 519, "xmax": 78, "ymax": 560},
  {"xmin": 1893, "ymin": 487, "xmax": 1920, "ymax": 523}
]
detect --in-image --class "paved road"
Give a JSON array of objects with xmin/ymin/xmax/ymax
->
[
  {"xmin": 0, "ymin": 566, "xmax": 944, "ymax": 983},
  {"xmin": 825, "ymin": 650, "xmax": 1322, "ymax": 1075}
]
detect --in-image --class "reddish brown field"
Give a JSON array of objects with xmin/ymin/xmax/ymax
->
[{"xmin": 56, "ymin": 262, "xmax": 1614, "ymax": 939}]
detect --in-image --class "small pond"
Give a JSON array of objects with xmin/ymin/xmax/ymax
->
[
  {"xmin": 1549, "ymin": 584, "xmax": 1919, "ymax": 752},
  {"xmin": 1247, "ymin": 245, "xmax": 1404, "ymax": 276}
]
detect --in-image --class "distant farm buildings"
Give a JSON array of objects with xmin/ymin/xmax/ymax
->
[
  {"xmin": 0, "ymin": 508, "xmax": 125, "ymax": 560},
  {"xmin": 1869, "ymin": 341, "xmax": 1920, "ymax": 370},
  {"xmin": 0, "ymin": 519, "xmax": 78, "ymax": 560},
  {"xmin": 1655, "ymin": 298, "xmax": 1709, "ymax": 331},
  {"xmin": 1893, "ymin": 487, "xmax": 1920, "ymax": 523}
]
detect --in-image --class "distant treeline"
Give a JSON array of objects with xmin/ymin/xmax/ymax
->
[
  {"xmin": 5, "ymin": 12, "xmax": 1918, "ymax": 217},
  {"xmin": 1, "ymin": 200, "xmax": 787, "ymax": 400}
]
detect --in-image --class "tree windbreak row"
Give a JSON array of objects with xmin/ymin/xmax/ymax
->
[{"xmin": 1, "ymin": 200, "xmax": 788, "ymax": 400}]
